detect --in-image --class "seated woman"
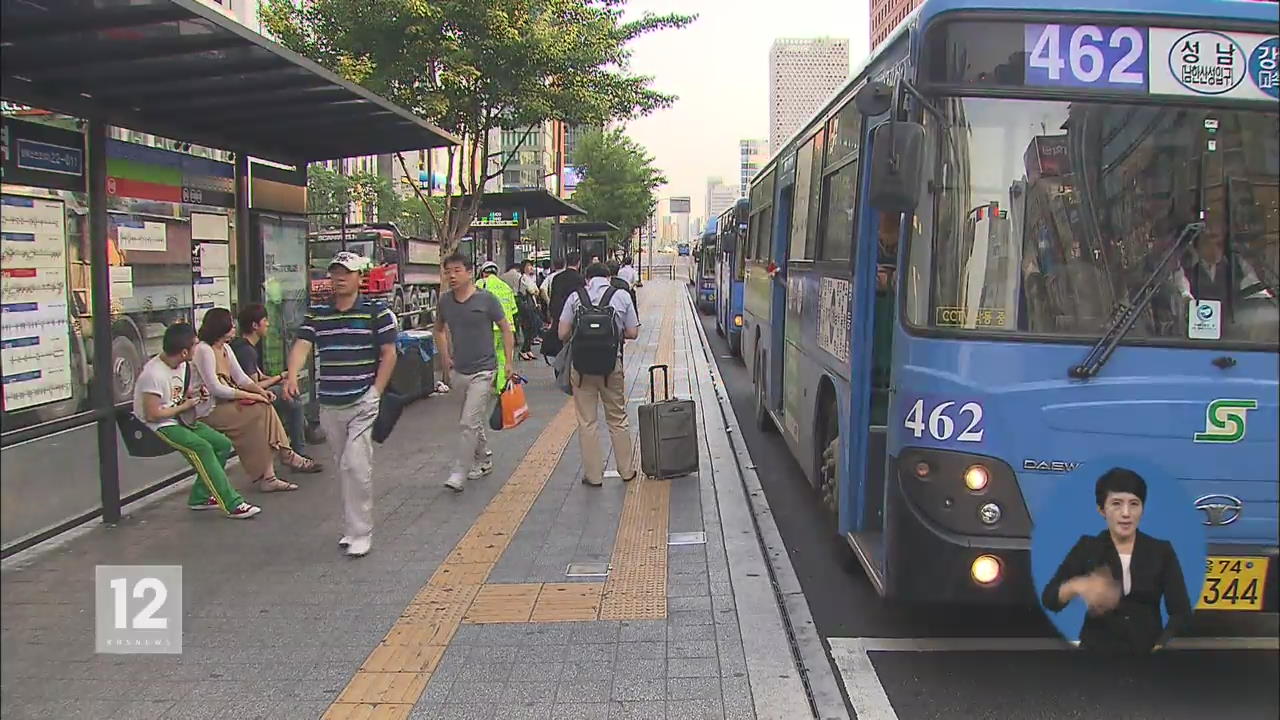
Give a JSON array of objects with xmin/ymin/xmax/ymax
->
[{"xmin": 194, "ymin": 308, "xmax": 321, "ymax": 493}]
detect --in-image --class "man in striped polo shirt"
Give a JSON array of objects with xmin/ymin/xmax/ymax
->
[{"xmin": 284, "ymin": 252, "xmax": 398, "ymax": 557}]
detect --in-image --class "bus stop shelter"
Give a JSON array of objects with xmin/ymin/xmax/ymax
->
[
  {"xmin": 460, "ymin": 190, "xmax": 585, "ymax": 269},
  {"xmin": 1, "ymin": 0, "xmax": 459, "ymax": 547},
  {"xmin": 553, "ymin": 221, "xmax": 620, "ymax": 265}
]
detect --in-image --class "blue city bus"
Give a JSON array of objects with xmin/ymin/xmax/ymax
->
[
  {"xmin": 695, "ymin": 226, "xmax": 718, "ymax": 313},
  {"xmin": 677, "ymin": 242, "xmax": 691, "ymax": 257},
  {"xmin": 741, "ymin": 0, "xmax": 1279, "ymax": 608},
  {"xmin": 715, "ymin": 198, "xmax": 749, "ymax": 355}
]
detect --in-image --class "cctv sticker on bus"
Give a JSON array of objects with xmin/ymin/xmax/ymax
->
[{"xmin": 1023, "ymin": 24, "xmax": 1279, "ymax": 102}]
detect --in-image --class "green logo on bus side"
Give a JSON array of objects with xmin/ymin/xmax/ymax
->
[{"xmin": 1193, "ymin": 399, "xmax": 1258, "ymax": 443}]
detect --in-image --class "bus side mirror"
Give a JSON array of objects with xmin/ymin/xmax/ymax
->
[
  {"xmin": 854, "ymin": 82, "xmax": 893, "ymax": 116},
  {"xmin": 868, "ymin": 122, "xmax": 925, "ymax": 213}
]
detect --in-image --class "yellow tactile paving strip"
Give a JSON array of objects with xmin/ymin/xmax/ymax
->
[
  {"xmin": 600, "ymin": 307, "xmax": 676, "ymax": 620},
  {"xmin": 324, "ymin": 286, "xmax": 681, "ymax": 719},
  {"xmin": 323, "ymin": 402, "xmax": 578, "ymax": 719},
  {"xmin": 461, "ymin": 581, "xmax": 607, "ymax": 624}
]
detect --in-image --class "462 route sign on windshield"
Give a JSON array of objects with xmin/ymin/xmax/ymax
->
[
  {"xmin": 1023, "ymin": 23, "xmax": 1279, "ymax": 101},
  {"xmin": 1025, "ymin": 24, "xmax": 1149, "ymax": 90}
]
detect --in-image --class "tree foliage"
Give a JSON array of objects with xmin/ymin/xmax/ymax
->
[
  {"xmin": 260, "ymin": 0, "xmax": 694, "ymax": 254},
  {"xmin": 306, "ymin": 165, "xmax": 440, "ymax": 237},
  {"xmin": 569, "ymin": 128, "xmax": 664, "ymax": 252}
]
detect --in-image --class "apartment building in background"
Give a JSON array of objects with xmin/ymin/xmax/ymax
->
[
  {"xmin": 870, "ymin": 0, "xmax": 921, "ymax": 49},
  {"xmin": 768, "ymin": 38, "xmax": 850, "ymax": 153},
  {"xmin": 739, "ymin": 139, "xmax": 767, "ymax": 197}
]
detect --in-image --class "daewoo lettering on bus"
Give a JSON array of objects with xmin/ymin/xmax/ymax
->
[{"xmin": 740, "ymin": 0, "xmax": 1278, "ymax": 611}]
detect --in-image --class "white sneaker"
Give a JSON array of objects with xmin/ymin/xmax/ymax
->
[
  {"xmin": 226, "ymin": 503, "xmax": 261, "ymax": 519},
  {"xmin": 338, "ymin": 536, "xmax": 352, "ymax": 548},
  {"xmin": 444, "ymin": 473, "xmax": 466, "ymax": 492},
  {"xmin": 345, "ymin": 536, "xmax": 371, "ymax": 557},
  {"xmin": 468, "ymin": 461, "xmax": 493, "ymax": 481}
]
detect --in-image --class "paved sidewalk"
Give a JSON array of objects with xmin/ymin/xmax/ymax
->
[{"xmin": 1, "ymin": 280, "xmax": 836, "ymax": 720}]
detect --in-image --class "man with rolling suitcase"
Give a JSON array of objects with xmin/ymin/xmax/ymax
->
[{"xmin": 558, "ymin": 262, "xmax": 640, "ymax": 487}]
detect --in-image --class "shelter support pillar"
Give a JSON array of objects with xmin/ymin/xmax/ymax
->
[
  {"xmin": 235, "ymin": 153, "xmax": 252, "ymax": 303},
  {"xmin": 89, "ymin": 120, "xmax": 121, "ymax": 525}
]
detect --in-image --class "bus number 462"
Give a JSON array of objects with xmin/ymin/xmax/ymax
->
[{"xmin": 904, "ymin": 399, "xmax": 985, "ymax": 443}]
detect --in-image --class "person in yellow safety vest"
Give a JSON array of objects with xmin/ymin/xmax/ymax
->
[{"xmin": 476, "ymin": 261, "xmax": 518, "ymax": 391}]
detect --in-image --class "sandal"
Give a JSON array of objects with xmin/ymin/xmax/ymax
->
[
  {"xmin": 256, "ymin": 476, "xmax": 299, "ymax": 493},
  {"xmin": 283, "ymin": 450, "xmax": 324, "ymax": 474}
]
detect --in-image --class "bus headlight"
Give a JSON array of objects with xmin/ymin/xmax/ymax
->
[
  {"xmin": 734, "ymin": 315, "xmax": 743, "ymax": 327},
  {"xmin": 971, "ymin": 555, "xmax": 1002, "ymax": 585},
  {"xmin": 963, "ymin": 465, "xmax": 990, "ymax": 492},
  {"xmin": 978, "ymin": 502, "xmax": 1002, "ymax": 525}
]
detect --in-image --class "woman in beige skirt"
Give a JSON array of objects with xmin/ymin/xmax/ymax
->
[{"xmin": 193, "ymin": 309, "xmax": 322, "ymax": 492}]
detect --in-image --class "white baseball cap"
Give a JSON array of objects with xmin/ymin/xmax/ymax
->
[{"xmin": 329, "ymin": 251, "xmax": 371, "ymax": 272}]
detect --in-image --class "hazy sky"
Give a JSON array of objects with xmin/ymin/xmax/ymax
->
[{"xmin": 620, "ymin": 0, "xmax": 872, "ymax": 221}]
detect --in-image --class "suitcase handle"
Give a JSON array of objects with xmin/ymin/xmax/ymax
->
[{"xmin": 648, "ymin": 364, "xmax": 671, "ymax": 403}]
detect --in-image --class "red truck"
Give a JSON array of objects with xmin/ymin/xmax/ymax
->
[{"xmin": 307, "ymin": 222, "xmax": 442, "ymax": 328}]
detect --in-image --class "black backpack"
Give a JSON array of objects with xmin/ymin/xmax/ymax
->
[{"xmin": 570, "ymin": 287, "xmax": 621, "ymax": 379}]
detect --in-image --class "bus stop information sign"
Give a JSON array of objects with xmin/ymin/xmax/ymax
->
[{"xmin": 471, "ymin": 209, "xmax": 524, "ymax": 228}]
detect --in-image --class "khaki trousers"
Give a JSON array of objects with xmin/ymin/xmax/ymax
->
[
  {"xmin": 571, "ymin": 367, "xmax": 636, "ymax": 483},
  {"xmin": 454, "ymin": 370, "xmax": 496, "ymax": 474},
  {"xmin": 318, "ymin": 388, "xmax": 380, "ymax": 542}
]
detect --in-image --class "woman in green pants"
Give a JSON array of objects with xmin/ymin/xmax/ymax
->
[{"xmin": 133, "ymin": 322, "xmax": 261, "ymax": 519}]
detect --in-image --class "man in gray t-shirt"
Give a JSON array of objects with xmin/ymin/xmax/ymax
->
[{"xmin": 436, "ymin": 253, "xmax": 515, "ymax": 492}]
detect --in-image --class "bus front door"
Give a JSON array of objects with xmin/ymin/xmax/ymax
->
[{"xmin": 768, "ymin": 184, "xmax": 795, "ymax": 418}]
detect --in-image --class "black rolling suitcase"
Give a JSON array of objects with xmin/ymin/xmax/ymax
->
[{"xmin": 638, "ymin": 364, "xmax": 699, "ymax": 479}]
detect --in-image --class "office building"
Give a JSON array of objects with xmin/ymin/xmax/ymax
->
[
  {"xmin": 870, "ymin": 0, "xmax": 921, "ymax": 49},
  {"xmin": 706, "ymin": 177, "xmax": 738, "ymax": 226},
  {"xmin": 768, "ymin": 38, "xmax": 850, "ymax": 153},
  {"xmin": 655, "ymin": 196, "xmax": 692, "ymax": 246},
  {"xmin": 739, "ymin": 139, "xmax": 767, "ymax": 197}
]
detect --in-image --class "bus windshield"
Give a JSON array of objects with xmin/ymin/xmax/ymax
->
[{"xmin": 906, "ymin": 97, "xmax": 1279, "ymax": 348}]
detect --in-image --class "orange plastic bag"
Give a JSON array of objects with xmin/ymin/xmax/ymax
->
[{"xmin": 489, "ymin": 379, "xmax": 530, "ymax": 430}]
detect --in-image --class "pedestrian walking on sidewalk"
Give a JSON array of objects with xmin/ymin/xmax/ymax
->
[
  {"xmin": 437, "ymin": 253, "xmax": 516, "ymax": 492},
  {"xmin": 283, "ymin": 252, "xmax": 398, "ymax": 557},
  {"xmin": 135, "ymin": 323, "xmax": 260, "ymax": 519},
  {"xmin": 476, "ymin": 260, "xmax": 519, "ymax": 388},
  {"xmin": 544, "ymin": 252, "xmax": 585, "ymax": 357},
  {"xmin": 559, "ymin": 263, "xmax": 641, "ymax": 486}
]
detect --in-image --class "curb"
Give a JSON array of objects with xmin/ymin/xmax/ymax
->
[{"xmin": 682, "ymin": 292, "xmax": 849, "ymax": 720}]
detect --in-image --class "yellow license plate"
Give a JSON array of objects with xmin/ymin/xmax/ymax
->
[{"xmin": 1197, "ymin": 556, "xmax": 1268, "ymax": 611}]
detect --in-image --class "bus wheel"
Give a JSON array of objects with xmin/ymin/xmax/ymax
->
[
  {"xmin": 820, "ymin": 434, "xmax": 840, "ymax": 526},
  {"xmin": 111, "ymin": 335, "xmax": 142, "ymax": 405},
  {"xmin": 753, "ymin": 356, "xmax": 775, "ymax": 434}
]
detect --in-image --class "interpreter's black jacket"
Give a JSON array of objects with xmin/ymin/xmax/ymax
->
[{"xmin": 1041, "ymin": 530, "xmax": 1191, "ymax": 653}]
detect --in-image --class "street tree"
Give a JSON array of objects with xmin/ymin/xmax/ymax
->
[
  {"xmin": 569, "ymin": 128, "xmax": 664, "ymax": 254},
  {"xmin": 307, "ymin": 166, "xmax": 440, "ymax": 238},
  {"xmin": 260, "ymin": 0, "xmax": 693, "ymax": 254}
]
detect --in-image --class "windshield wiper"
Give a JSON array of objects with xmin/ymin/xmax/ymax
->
[{"xmin": 1069, "ymin": 221, "xmax": 1205, "ymax": 380}]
